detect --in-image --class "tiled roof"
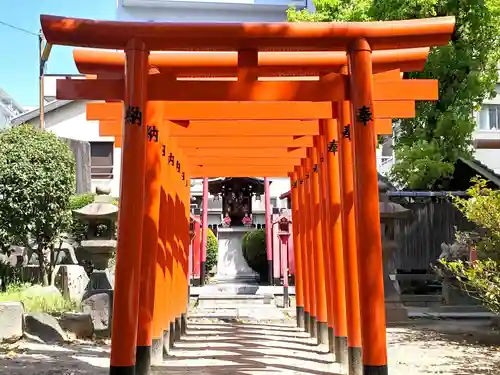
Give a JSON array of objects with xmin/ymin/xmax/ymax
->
[
  {"xmin": 457, "ymin": 156, "xmax": 500, "ymax": 188},
  {"xmin": 279, "ymin": 172, "xmax": 393, "ymax": 199}
]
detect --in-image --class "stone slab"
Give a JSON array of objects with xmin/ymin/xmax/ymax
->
[
  {"xmin": 82, "ymin": 290, "xmax": 113, "ymax": 338},
  {"xmin": 197, "ymin": 295, "xmax": 274, "ymax": 309},
  {"xmin": 0, "ymin": 302, "xmax": 24, "ymax": 343},
  {"xmin": 191, "ymin": 306, "xmax": 285, "ymax": 321},
  {"xmin": 191, "ymin": 285, "xmax": 295, "ymax": 296}
]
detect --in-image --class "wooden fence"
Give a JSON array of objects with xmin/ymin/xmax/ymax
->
[{"xmin": 393, "ymin": 199, "xmax": 475, "ymax": 272}]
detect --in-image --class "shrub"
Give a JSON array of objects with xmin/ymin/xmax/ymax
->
[
  {"xmin": 69, "ymin": 193, "xmax": 96, "ymax": 211},
  {"xmin": 440, "ymin": 259, "xmax": 500, "ymax": 313},
  {"xmin": 242, "ymin": 229, "xmax": 268, "ymax": 277},
  {"xmin": 205, "ymin": 229, "xmax": 218, "ymax": 275},
  {"xmin": 0, "ymin": 282, "xmax": 80, "ymax": 315},
  {"xmin": 0, "ymin": 125, "xmax": 76, "ymax": 286}
]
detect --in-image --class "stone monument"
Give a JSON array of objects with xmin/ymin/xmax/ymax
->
[
  {"xmin": 379, "ymin": 180, "xmax": 411, "ymax": 322},
  {"xmin": 209, "ymin": 178, "xmax": 261, "ymax": 280}
]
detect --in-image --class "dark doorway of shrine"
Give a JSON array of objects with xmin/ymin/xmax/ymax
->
[{"xmin": 208, "ymin": 177, "xmax": 267, "ymax": 228}]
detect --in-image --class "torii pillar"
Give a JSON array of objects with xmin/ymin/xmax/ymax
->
[{"xmin": 349, "ymin": 39, "xmax": 387, "ymax": 374}]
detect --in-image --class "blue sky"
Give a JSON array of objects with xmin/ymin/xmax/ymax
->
[{"xmin": 0, "ymin": 0, "xmax": 116, "ymax": 107}]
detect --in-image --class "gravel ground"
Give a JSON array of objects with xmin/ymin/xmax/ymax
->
[{"xmin": 1, "ymin": 316, "xmax": 499, "ymax": 375}]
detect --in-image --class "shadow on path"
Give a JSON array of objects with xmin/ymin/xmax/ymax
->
[
  {"xmin": 153, "ymin": 320, "xmax": 340, "ymax": 374},
  {"xmin": 2, "ymin": 318, "xmax": 498, "ymax": 374},
  {"xmin": 0, "ymin": 341, "xmax": 109, "ymax": 375}
]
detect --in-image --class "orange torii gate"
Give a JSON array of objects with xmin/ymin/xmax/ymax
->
[
  {"xmin": 81, "ymin": 50, "xmax": 432, "ymax": 372},
  {"xmin": 40, "ymin": 14, "xmax": 455, "ymax": 375},
  {"xmin": 78, "ymin": 59, "xmax": 427, "ymax": 364}
]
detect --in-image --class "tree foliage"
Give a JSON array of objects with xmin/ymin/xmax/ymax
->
[
  {"xmin": 439, "ymin": 177, "xmax": 500, "ymax": 313},
  {"xmin": 452, "ymin": 177, "xmax": 500, "ymax": 260},
  {"xmin": 288, "ymin": 0, "xmax": 500, "ymax": 190},
  {"xmin": 0, "ymin": 125, "xmax": 76, "ymax": 285}
]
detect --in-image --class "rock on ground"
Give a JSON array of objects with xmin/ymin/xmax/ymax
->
[
  {"xmin": 24, "ymin": 312, "xmax": 67, "ymax": 343},
  {"xmin": 58, "ymin": 313, "xmax": 93, "ymax": 339}
]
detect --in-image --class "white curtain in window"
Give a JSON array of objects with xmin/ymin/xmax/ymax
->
[{"xmin": 478, "ymin": 104, "xmax": 500, "ymax": 130}]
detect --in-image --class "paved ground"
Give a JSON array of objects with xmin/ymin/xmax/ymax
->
[{"xmin": 1, "ymin": 316, "xmax": 500, "ymax": 374}]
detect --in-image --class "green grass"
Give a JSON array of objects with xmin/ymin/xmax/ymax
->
[{"xmin": 0, "ymin": 282, "xmax": 81, "ymax": 315}]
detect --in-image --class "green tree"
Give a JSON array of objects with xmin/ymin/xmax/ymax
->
[
  {"xmin": 0, "ymin": 125, "xmax": 76, "ymax": 285},
  {"xmin": 288, "ymin": 0, "xmax": 500, "ymax": 190}
]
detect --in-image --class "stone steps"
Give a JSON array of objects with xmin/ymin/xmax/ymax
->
[{"xmin": 197, "ymin": 293, "xmax": 274, "ymax": 309}]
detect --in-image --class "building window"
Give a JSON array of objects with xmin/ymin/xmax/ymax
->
[
  {"xmin": 281, "ymin": 197, "xmax": 291, "ymax": 209},
  {"xmin": 90, "ymin": 142, "xmax": 114, "ymax": 179},
  {"xmin": 270, "ymin": 197, "xmax": 277, "ymax": 207},
  {"xmin": 478, "ymin": 104, "xmax": 500, "ymax": 130}
]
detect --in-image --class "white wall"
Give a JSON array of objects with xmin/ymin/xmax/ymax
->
[{"xmin": 116, "ymin": 0, "xmax": 302, "ymax": 22}]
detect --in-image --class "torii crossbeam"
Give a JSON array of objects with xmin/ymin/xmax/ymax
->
[{"xmin": 40, "ymin": 14, "xmax": 455, "ymax": 375}]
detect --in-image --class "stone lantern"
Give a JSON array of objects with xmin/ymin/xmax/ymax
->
[
  {"xmin": 73, "ymin": 186, "xmax": 118, "ymax": 299},
  {"xmin": 379, "ymin": 180, "xmax": 410, "ymax": 322}
]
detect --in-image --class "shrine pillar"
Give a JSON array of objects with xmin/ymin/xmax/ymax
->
[
  {"xmin": 323, "ymin": 117, "xmax": 348, "ymax": 367},
  {"xmin": 290, "ymin": 171, "xmax": 305, "ymax": 328},
  {"xmin": 192, "ymin": 219, "xmax": 201, "ymax": 282},
  {"xmin": 316, "ymin": 129, "xmax": 335, "ymax": 354},
  {"xmin": 303, "ymin": 157, "xmax": 317, "ymax": 338},
  {"xmin": 338, "ymin": 99, "xmax": 362, "ymax": 375},
  {"xmin": 310, "ymin": 143, "xmax": 328, "ymax": 345},
  {"xmin": 109, "ymin": 40, "xmax": 149, "ymax": 375},
  {"xmin": 264, "ymin": 177, "xmax": 273, "ymax": 284},
  {"xmin": 164, "ymin": 152, "xmax": 176, "ymax": 354},
  {"xmin": 281, "ymin": 235, "xmax": 290, "ymax": 307},
  {"xmin": 181, "ymin": 174, "xmax": 191, "ymax": 335},
  {"xmin": 157, "ymin": 136, "xmax": 174, "ymax": 360},
  {"xmin": 348, "ymin": 39, "xmax": 388, "ymax": 375},
  {"xmin": 273, "ymin": 218, "xmax": 282, "ymax": 285},
  {"xmin": 297, "ymin": 166, "xmax": 311, "ymax": 333},
  {"xmin": 136, "ymin": 102, "xmax": 163, "ymax": 374},
  {"xmin": 200, "ymin": 177, "xmax": 209, "ymax": 286}
]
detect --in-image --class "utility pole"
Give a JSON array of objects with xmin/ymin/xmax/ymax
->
[
  {"xmin": 38, "ymin": 31, "xmax": 52, "ymax": 131},
  {"xmin": 39, "ymin": 30, "xmax": 45, "ymax": 131}
]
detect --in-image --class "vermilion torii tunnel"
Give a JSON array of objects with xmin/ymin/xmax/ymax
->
[{"xmin": 40, "ymin": 14, "xmax": 455, "ymax": 375}]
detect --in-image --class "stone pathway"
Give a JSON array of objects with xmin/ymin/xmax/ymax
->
[{"xmin": 1, "ymin": 317, "xmax": 500, "ymax": 374}]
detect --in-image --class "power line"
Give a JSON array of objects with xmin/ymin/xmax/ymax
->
[{"xmin": 0, "ymin": 20, "xmax": 39, "ymax": 37}]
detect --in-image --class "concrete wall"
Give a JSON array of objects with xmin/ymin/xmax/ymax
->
[{"xmin": 60, "ymin": 137, "xmax": 92, "ymax": 194}]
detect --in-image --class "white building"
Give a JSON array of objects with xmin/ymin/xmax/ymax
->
[
  {"xmin": 474, "ymin": 83, "xmax": 500, "ymax": 174},
  {"xmin": 0, "ymin": 87, "xmax": 25, "ymax": 129},
  {"xmin": 116, "ymin": 0, "xmax": 309, "ymax": 22}
]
